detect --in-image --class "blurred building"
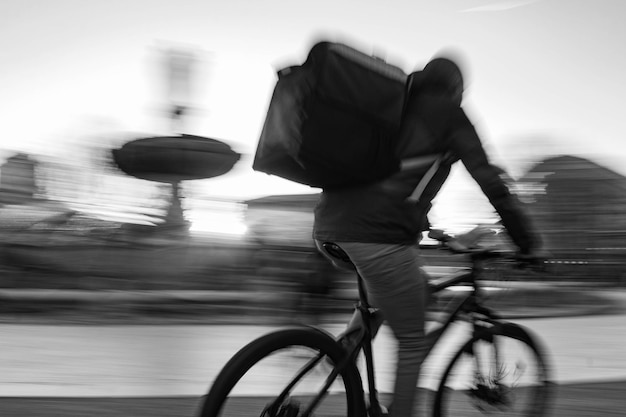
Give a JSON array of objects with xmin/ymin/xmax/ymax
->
[
  {"xmin": 243, "ymin": 193, "xmax": 350, "ymax": 306},
  {"xmin": 245, "ymin": 193, "xmax": 320, "ymax": 249}
]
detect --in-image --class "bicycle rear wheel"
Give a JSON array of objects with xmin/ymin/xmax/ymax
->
[
  {"xmin": 200, "ymin": 327, "xmax": 365, "ymax": 417},
  {"xmin": 434, "ymin": 322, "xmax": 552, "ymax": 417}
]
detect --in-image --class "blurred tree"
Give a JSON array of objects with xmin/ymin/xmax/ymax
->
[
  {"xmin": 519, "ymin": 155, "xmax": 626, "ymax": 282},
  {"xmin": 0, "ymin": 153, "xmax": 38, "ymax": 205}
]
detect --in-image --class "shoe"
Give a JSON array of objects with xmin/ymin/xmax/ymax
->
[{"xmin": 367, "ymin": 404, "xmax": 389, "ymax": 416}]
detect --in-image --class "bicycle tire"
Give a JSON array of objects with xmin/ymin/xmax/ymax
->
[
  {"xmin": 433, "ymin": 322, "xmax": 552, "ymax": 417},
  {"xmin": 200, "ymin": 327, "xmax": 366, "ymax": 417}
]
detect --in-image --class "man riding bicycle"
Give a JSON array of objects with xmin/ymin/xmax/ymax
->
[{"xmin": 314, "ymin": 54, "xmax": 543, "ymax": 417}]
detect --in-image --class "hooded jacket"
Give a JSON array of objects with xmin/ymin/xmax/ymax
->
[{"xmin": 313, "ymin": 90, "xmax": 540, "ymax": 254}]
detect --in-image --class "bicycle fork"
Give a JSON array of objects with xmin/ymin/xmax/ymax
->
[{"xmin": 466, "ymin": 322, "xmax": 512, "ymax": 408}]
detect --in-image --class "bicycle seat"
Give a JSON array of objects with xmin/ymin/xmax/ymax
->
[{"xmin": 321, "ymin": 242, "xmax": 352, "ymax": 263}]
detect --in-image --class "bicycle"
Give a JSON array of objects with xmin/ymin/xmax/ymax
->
[{"xmin": 200, "ymin": 231, "xmax": 553, "ymax": 417}]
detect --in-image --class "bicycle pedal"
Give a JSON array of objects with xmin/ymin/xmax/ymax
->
[{"xmin": 367, "ymin": 404, "xmax": 388, "ymax": 417}]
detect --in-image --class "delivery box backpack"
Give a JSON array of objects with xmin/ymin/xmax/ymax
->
[{"xmin": 253, "ymin": 41, "xmax": 409, "ymax": 189}]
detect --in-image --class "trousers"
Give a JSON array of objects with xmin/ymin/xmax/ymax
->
[{"xmin": 332, "ymin": 242, "xmax": 429, "ymax": 417}]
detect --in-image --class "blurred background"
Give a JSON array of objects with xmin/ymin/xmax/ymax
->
[
  {"xmin": 1, "ymin": 0, "xmax": 625, "ymax": 324},
  {"xmin": 1, "ymin": 3, "xmax": 626, "ymax": 415}
]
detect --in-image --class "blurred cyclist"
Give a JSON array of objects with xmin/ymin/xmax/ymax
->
[{"xmin": 314, "ymin": 54, "xmax": 543, "ymax": 417}]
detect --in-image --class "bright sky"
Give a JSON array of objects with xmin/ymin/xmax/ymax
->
[{"xmin": 2, "ymin": 0, "xmax": 625, "ymax": 231}]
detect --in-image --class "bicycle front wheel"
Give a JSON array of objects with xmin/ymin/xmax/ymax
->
[
  {"xmin": 434, "ymin": 322, "xmax": 552, "ymax": 417},
  {"xmin": 200, "ymin": 327, "xmax": 365, "ymax": 417}
]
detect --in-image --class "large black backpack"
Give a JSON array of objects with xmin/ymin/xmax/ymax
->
[{"xmin": 253, "ymin": 41, "xmax": 408, "ymax": 189}]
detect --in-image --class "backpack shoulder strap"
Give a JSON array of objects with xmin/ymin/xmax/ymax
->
[{"xmin": 404, "ymin": 151, "xmax": 455, "ymax": 203}]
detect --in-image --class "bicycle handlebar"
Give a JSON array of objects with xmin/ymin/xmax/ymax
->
[{"xmin": 424, "ymin": 228, "xmax": 547, "ymax": 271}]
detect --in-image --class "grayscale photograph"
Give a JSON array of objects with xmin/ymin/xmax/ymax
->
[{"xmin": 0, "ymin": 1, "xmax": 624, "ymax": 416}]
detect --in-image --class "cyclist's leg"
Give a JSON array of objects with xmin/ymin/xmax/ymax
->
[{"xmin": 338, "ymin": 242, "xmax": 429, "ymax": 417}]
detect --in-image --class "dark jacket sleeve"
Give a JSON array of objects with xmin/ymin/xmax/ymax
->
[{"xmin": 447, "ymin": 108, "xmax": 541, "ymax": 253}]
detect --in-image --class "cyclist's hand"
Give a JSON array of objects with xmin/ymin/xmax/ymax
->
[
  {"xmin": 516, "ymin": 249, "xmax": 551, "ymax": 271},
  {"xmin": 445, "ymin": 239, "xmax": 471, "ymax": 253},
  {"xmin": 454, "ymin": 226, "xmax": 495, "ymax": 249}
]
